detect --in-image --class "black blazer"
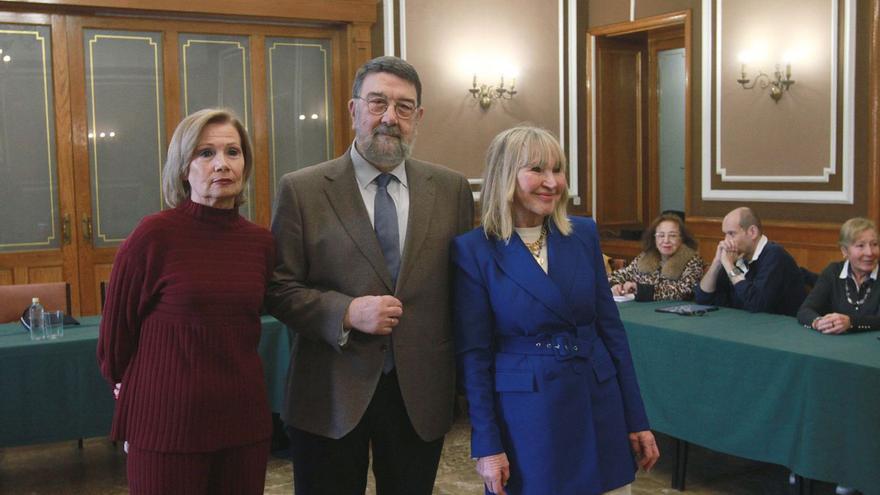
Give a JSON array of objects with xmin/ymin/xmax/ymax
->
[{"xmin": 797, "ymin": 260, "xmax": 880, "ymax": 332}]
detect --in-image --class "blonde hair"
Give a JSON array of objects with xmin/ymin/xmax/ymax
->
[
  {"xmin": 161, "ymin": 108, "xmax": 254, "ymax": 208},
  {"xmin": 480, "ymin": 125, "xmax": 571, "ymax": 241},
  {"xmin": 839, "ymin": 217, "xmax": 877, "ymax": 247}
]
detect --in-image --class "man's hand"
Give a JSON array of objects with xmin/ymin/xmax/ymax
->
[
  {"xmin": 712, "ymin": 240, "xmax": 726, "ymax": 266},
  {"xmin": 343, "ymin": 295, "xmax": 403, "ymax": 335},
  {"xmin": 718, "ymin": 239, "xmax": 740, "ymax": 272},
  {"xmin": 475, "ymin": 452, "xmax": 510, "ymax": 495}
]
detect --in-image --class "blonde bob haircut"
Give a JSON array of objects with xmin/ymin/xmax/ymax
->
[
  {"xmin": 481, "ymin": 125, "xmax": 571, "ymax": 241},
  {"xmin": 839, "ymin": 217, "xmax": 877, "ymax": 247},
  {"xmin": 161, "ymin": 108, "xmax": 254, "ymax": 208}
]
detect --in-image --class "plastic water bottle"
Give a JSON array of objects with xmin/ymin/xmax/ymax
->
[{"xmin": 28, "ymin": 297, "xmax": 46, "ymax": 341}]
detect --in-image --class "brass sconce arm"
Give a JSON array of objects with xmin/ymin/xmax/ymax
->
[
  {"xmin": 737, "ymin": 63, "xmax": 795, "ymax": 103},
  {"xmin": 469, "ymin": 75, "xmax": 517, "ymax": 109}
]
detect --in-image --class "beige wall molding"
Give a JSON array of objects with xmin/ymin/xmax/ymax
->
[
  {"xmin": 701, "ymin": 0, "xmax": 855, "ymax": 203},
  {"xmin": 391, "ymin": 0, "xmax": 577, "ymax": 202},
  {"xmin": 392, "ymin": 0, "xmax": 564, "ymax": 196}
]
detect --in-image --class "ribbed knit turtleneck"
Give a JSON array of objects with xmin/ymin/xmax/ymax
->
[
  {"xmin": 178, "ymin": 197, "xmax": 242, "ymax": 226},
  {"xmin": 97, "ymin": 199, "xmax": 275, "ymax": 453}
]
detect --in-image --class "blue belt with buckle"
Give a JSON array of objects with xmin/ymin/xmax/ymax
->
[{"xmin": 495, "ymin": 333, "xmax": 592, "ymax": 361}]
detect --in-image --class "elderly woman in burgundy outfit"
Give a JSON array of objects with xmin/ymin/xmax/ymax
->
[{"xmin": 97, "ymin": 108, "xmax": 275, "ymax": 495}]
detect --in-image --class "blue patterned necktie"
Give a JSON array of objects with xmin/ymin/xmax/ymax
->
[
  {"xmin": 374, "ymin": 173, "xmax": 401, "ymax": 287},
  {"xmin": 374, "ymin": 173, "xmax": 399, "ymax": 374}
]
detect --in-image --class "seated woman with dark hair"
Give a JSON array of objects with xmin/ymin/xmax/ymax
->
[
  {"xmin": 609, "ymin": 213, "xmax": 703, "ymax": 301},
  {"xmin": 798, "ymin": 217, "xmax": 880, "ymax": 334}
]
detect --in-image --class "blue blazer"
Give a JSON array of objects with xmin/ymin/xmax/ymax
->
[{"xmin": 452, "ymin": 217, "xmax": 649, "ymax": 494}]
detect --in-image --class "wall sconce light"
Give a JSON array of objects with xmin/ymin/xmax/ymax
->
[
  {"xmin": 469, "ymin": 74, "xmax": 517, "ymax": 109},
  {"xmin": 736, "ymin": 58, "xmax": 795, "ymax": 103}
]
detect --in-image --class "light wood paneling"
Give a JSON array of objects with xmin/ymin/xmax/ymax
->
[
  {"xmin": 599, "ymin": 238, "xmax": 643, "ymax": 263},
  {"xmin": 0, "ymin": 270, "xmax": 12, "ymax": 285},
  {"xmin": 28, "ymin": 266, "xmax": 64, "ymax": 282}
]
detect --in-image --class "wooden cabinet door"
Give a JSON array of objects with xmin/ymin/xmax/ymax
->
[
  {"xmin": 1, "ymin": 10, "xmax": 349, "ymax": 315},
  {"xmin": 66, "ymin": 18, "xmax": 168, "ymax": 315},
  {"xmin": 64, "ymin": 16, "xmax": 345, "ymax": 314},
  {"xmin": 0, "ymin": 14, "xmax": 81, "ymax": 313}
]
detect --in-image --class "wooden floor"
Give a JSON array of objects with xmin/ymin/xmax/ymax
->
[{"xmin": 0, "ymin": 421, "xmax": 846, "ymax": 494}]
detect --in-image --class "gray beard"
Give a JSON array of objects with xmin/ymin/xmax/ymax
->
[{"xmin": 361, "ymin": 129, "xmax": 415, "ymax": 169}]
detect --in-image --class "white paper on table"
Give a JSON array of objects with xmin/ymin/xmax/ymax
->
[{"xmin": 613, "ymin": 293, "xmax": 635, "ymax": 303}]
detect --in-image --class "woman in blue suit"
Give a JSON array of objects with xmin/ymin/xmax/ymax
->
[{"xmin": 453, "ymin": 126, "xmax": 659, "ymax": 495}]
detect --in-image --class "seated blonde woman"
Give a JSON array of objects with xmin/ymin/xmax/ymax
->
[
  {"xmin": 610, "ymin": 213, "xmax": 703, "ymax": 301},
  {"xmin": 797, "ymin": 217, "xmax": 880, "ymax": 334}
]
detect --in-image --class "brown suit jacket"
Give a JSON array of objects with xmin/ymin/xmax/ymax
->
[{"xmin": 266, "ymin": 151, "xmax": 474, "ymax": 441}]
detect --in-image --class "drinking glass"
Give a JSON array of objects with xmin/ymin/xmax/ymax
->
[{"xmin": 45, "ymin": 310, "xmax": 64, "ymax": 339}]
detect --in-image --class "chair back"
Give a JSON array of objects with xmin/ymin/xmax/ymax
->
[{"xmin": 0, "ymin": 282, "xmax": 71, "ymax": 324}]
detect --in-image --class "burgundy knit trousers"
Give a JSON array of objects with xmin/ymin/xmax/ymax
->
[{"xmin": 126, "ymin": 439, "xmax": 270, "ymax": 495}]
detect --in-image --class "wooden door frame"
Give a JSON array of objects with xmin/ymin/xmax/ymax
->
[
  {"xmin": 647, "ymin": 29, "xmax": 685, "ymax": 222},
  {"xmin": 587, "ymin": 10, "xmax": 692, "ymax": 225}
]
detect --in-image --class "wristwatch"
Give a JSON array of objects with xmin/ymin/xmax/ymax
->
[{"xmin": 727, "ymin": 267, "xmax": 743, "ymax": 279}]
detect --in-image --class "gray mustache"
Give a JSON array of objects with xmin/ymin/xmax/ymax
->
[{"xmin": 374, "ymin": 125, "xmax": 401, "ymax": 137}]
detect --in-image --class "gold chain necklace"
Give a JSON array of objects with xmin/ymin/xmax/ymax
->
[{"xmin": 523, "ymin": 226, "xmax": 547, "ymax": 267}]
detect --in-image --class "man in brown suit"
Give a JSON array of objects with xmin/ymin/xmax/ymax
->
[{"xmin": 266, "ymin": 56, "xmax": 474, "ymax": 495}]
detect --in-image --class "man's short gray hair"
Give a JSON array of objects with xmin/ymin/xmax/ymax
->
[{"xmin": 352, "ymin": 56, "xmax": 422, "ymax": 105}]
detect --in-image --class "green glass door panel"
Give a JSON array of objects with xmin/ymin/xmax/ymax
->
[
  {"xmin": 266, "ymin": 37, "xmax": 334, "ymax": 206},
  {"xmin": 179, "ymin": 33, "xmax": 254, "ymax": 220},
  {"xmin": 0, "ymin": 24, "xmax": 59, "ymax": 253},
  {"xmin": 84, "ymin": 29, "xmax": 165, "ymax": 247}
]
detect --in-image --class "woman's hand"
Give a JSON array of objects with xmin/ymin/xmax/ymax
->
[
  {"xmin": 629, "ymin": 430, "xmax": 660, "ymax": 471},
  {"xmin": 612, "ymin": 282, "xmax": 637, "ymax": 296},
  {"xmin": 813, "ymin": 313, "xmax": 852, "ymax": 334},
  {"xmin": 113, "ymin": 383, "xmax": 121, "ymax": 400},
  {"xmin": 475, "ymin": 452, "xmax": 510, "ymax": 495}
]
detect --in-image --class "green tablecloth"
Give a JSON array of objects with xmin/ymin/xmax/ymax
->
[
  {"xmin": 0, "ymin": 315, "xmax": 292, "ymax": 448},
  {"xmin": 619, "ymin": 302, "xmax": 880, "ymax": 494}
]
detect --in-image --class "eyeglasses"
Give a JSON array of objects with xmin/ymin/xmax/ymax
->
[
  {"xmin": 654, "ymin": 233, "xmax": 681, "ymax": 240},
  {"xmin": 354, "ymin": 96, "xmax": 418, "ymax": 120}
]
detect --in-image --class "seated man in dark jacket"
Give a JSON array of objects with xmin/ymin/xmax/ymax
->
[{"xmin": 696, "ymin": 207, "xmax": 805, "ymax": 316}]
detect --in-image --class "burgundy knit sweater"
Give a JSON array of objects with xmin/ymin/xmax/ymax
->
[{"xmin": 97, "ymin": 199, "xmax": 275, "ymax": 452}]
